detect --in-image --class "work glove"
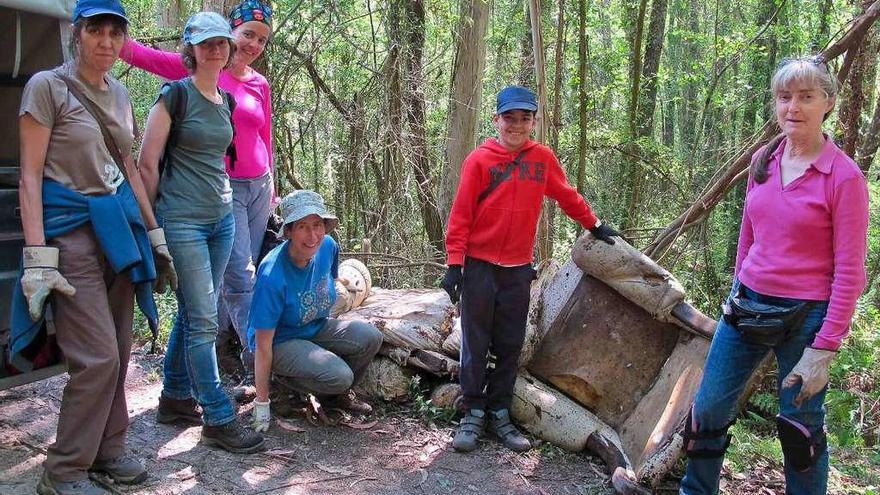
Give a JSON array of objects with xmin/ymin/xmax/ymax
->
[
  {"xmin": 441, "ymin": 265, "xmax": 463, "ymax": 304},
  {"xmin": 252, "ymin": 399, "xmax": 271, "ymax": 432},
  {"xmin": 21, "ymin": 246, "xmax": 76, "ymax": 321},
  {"xmin": 588, "ymin": 220, "xmax": 622, "ymax": 245},
  {"xmin": 148, "ymin": 228, "xmax": 178, "ymax": 294},
  {"xmin": 782, "ymin": 347, "xmax": 837, "ymax": 408}
]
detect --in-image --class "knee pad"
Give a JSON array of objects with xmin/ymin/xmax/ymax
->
[
  {"xmin": 777, "ymin": 415, "xmax": 826, "ymax": 472},
  {"xmin": 682, "ymin": 406, "xmax": 735, "ymax": 458}
]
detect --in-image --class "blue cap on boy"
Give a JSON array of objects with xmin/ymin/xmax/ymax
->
[{"xmin": 496, "ymin": 86, "xmax": 538, "ymax": 114}]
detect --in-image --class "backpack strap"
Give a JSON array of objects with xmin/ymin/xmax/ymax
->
[
  {"xmin": 222, "ymin": 90, "xmax": 237, "ymax": 170},
  {"xmin": 159, "ymin": 80, "xmax": 188, "ymax": 178},
  {"xmin": 476, "ymin": 149, "xmax": 528, "ymax": 204}
]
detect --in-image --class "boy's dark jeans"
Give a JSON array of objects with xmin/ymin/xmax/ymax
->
[{"xmin": 460, "ymin": 257, "xmax": 536, "ymax": 412}]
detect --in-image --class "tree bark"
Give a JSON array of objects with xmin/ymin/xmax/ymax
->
[
  {"xmin": 576, "ymin": 0, "xmax": 590, "ymax": 228},
  {"xmin": 529, "ymin": 0, "xmax": 554, "ymax": 262},
  {"xmin": 635, "ymin": 0, "xmax": 668, "ymax": 138},
  {"xmin": 402, "ymin": 0, "xmax": 445, "ymax": 261},
  {"xmin": 857, "ymin": 97, "xmax": 880, "ymax": 173},
  {"xmin": 439, "ymin": 0, "xmax": 490, "ymax": 222}
]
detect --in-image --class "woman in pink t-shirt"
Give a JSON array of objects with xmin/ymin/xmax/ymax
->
[
  {"xmin": 680, "ymin": 58, "xmax": 869, "ymax": 495},
  {"xmin": 120, "ymin": 0, "xmax": 274, "ymax": 389}
]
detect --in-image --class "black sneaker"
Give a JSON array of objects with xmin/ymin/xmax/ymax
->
[
  {"xmin": 488, "ymin": 409, "xmax": 531, "ymax": 452},
  {"xmin": 201, "ymin": 419, "xmax": 265, "ymax": 454}
]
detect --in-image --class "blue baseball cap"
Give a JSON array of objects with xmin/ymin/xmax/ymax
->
[
  {"xmin": 184, "ymin": 12, "xmax": 235, "ymax": 45},
  {"xmin": 496, "ymin": 86, "xmax": 538, "ymax": 114},
  {"xmin": 73, "ymin": 0, "xmax": 129, "ymax": 23}
]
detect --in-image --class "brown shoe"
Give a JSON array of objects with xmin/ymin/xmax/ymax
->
[
  {"xmin": 156, "ymin": 394, "xmax": 203, "ymax": 425},
  {"xmin": 325, "ymin": 390, "xmax": 373, "ymax": 415}
]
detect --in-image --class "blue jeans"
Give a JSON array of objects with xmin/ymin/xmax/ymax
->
[
  {"xmin": 161, "ymin": 213, "xmax": 236, "ymax": 426},
  {"xmin": 218, "ymin": 173, "xmax": 272, "ymax": 375},
  {"xmin": 680, "ymin": 282, "xmax": 830, "ymax": 495}
]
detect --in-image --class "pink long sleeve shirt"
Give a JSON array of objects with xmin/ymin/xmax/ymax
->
[
  {"xmin": 735, "ymin": 136, "xmax": 869, "ymax": 350},
  {"xmin": 120, "ymin": 39, "xmax": 273, "ymax": 180}
]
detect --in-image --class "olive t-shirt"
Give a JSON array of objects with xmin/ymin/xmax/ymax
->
[
  {"xmin": 19, "ymin": 63, "xmax": 133, "ymax": 195},
  {"xmin": 155, "ymin": 78, "xmax": 233, "ymax": 224}
]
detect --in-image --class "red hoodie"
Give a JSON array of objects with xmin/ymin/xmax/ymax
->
[{"xmin": 445, "ymin": 138, "xmax": 598, "ymax": 266}]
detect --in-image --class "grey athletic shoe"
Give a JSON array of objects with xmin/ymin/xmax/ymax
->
[
  {"xmin": 36, "ymin": 471, "xmax": 107, "ymax": 495},
  {"xmin": 488, "ymin": 408, "xmax": 531, "ymax": 452},
  {"xmin": 452, "ymin": 409, "xmax": 486, "ymax": 452},
  {"xmin": 89, "ymin": 454, "xmax": 148, "ymax": 484}
]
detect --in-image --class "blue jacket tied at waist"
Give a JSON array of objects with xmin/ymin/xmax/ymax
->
[{"xmin": 9, "ymin": 179, "xmax": 158, "ymax": 371}]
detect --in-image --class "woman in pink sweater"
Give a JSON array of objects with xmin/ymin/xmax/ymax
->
[
  {"xmin": 121, "ymin": 0, "xmax": 273, "ymax": 388},
  {"xmin": 679, "ymin": 58, "xmax": 869, "ymax": 495}
]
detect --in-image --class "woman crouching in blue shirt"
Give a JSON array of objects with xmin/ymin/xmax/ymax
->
[{"xmin": 249, "ymin": 190, "xmax": 383, "ymax": 432}]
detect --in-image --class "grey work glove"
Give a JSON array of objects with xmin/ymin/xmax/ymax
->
[
  {"xmin": 21, "ymin": 246, "xmax": 76, "ymax": 321},
  {"xmin": 148, "ymin": 228, "xmax": 178, "ymax": 294},
  {"xmin": 252, "ymin": 399, "xmax": 271, "ymax": 432},
  {"xmin": 782, "ymin": 347, "xmax": 837, "ymax": 408},
  {"xmin": 588, "ymin": 220, "xmax": 623, "ymax": 245}
]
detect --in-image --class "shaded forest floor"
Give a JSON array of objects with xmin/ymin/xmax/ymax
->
[{"xmin": 1, "ymin": 346, "xmax": 876, "ymax": 494}]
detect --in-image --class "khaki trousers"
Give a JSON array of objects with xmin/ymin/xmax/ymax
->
[{"xmin": 43, "ymin": 225, "xmax": 134, "ymax": 481}]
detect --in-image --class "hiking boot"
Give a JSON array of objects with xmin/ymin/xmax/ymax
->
[
  {"xmin": 233, "ymin": 372, "xmax": 257, "ymax": 404},
  {"xmin": 201, "ymin": 419, "xmax": 265, "ymax": 454},
  {"xmin": 89, "ymin": 454, "xmax": 148, "ymax": 484},
  {"xmin": 488, "ymin": 408, "xmax": 531, "ymax": 452},
  {"xmin": 452, "ymin": 409, "xmax": 485, "ymax": 453},
  {"xmin": 36, "ymin": 471, "xmax": 107, "ymax": 495},
  {"xmin": 325, "ymin": 390, "xmax": 373, "ymax": 415},
  {"xmin": 156, "ymin": 394, "xmax": 203, "ymax": 425}
]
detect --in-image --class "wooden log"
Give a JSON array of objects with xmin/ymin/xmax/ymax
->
[
  {"xmin": 430, "ymin": 383, "xmax": 462, "ymax": 409},
  {"xmin": 380, "ymin": 344, "xmax": 460, "ymax": 377},
  {"xmin": 355, "ymin": 356, "xmax": 413, "ymax": 402},
  {"xmin": 338, "ymin": 289, "xmax": 455, "ymax": 353}
]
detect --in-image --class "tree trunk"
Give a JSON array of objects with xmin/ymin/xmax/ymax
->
[
  {"xmin": 836, "ymin": 11, "xmax": 879, "ymax": 157},
  {"xmin": 857, "ymin": 97, "xmax": 880, "ymax": 173},
  {"xmin": 529, "ymin": 0, "xmax": 554, "ymax": 262},
  {"xmin": 621, "ymin": 0, "xmax": 649, "ymax": 229},
  {"xmin": 440, "ymin": 0, "xmax": 490, "ymax": 222},
  {"xmin": 202, "ymin": 0, "xmax": 238, "ymax": 15},
  {"xmin": 402, "ymin": 0, "xmax": 445, "ymax": 261},
  {"xmin": 576, "ymin": 0, "xmax": 590, "ymax": 232},
  {"xmin": 635, "ymin": 0, "xmax": 668, "ymax": 138},
  {"xmin": 813, "ymin": 0, "xmax": 834, "ymax": 51}
]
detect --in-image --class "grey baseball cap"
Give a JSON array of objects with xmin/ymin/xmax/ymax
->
[
  {"xmin": 280, "ymin": 190, "xmax": 338, "ymax": 233},
  {"xmin": 183, "ymin": 11, "xmax": 235, "ymax": 45}
]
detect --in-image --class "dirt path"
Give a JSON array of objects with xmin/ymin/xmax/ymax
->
[{"xmin": 0, "ymin": 349, "xmax": 615, "ymax": 495}]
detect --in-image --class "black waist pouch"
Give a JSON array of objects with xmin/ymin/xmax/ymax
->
[{"xmin": 722, "ymin": 292, "xmax": 810, "ymax": 346}]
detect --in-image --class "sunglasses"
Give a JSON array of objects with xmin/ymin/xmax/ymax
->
[{"xmin": 776, "ymin": 55, "xmax": 831, "ymax": 74}]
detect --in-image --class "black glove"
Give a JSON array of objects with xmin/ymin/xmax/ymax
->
[
  {"xmin": 441, "ymin": 265, "xmax": 463, "ymax": 304},
  {"xmin": 589, "ymin": 221, "xmax": 622, "ymax": 245}
]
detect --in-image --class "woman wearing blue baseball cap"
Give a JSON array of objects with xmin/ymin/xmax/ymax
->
[
  {"xmin": 16, "ymin": 0, "xmax": 172, "ymax": 493},
  {"xmin": 137, "ymin": 11, "xmax": 264, "ymax": 454},
  {"xmin": 121, "ymin": 2, "xmax": 275, "ymax": 390}
]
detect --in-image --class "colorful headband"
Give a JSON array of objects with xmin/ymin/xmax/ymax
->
[{"xmin": 228, "ymin": 0, "xmax": 272, "ymax": 29}]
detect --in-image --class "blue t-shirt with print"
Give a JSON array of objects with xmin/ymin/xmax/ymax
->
[{"xmin": 247, "ymin": 236, "xmax": 339, "ymax": 350}]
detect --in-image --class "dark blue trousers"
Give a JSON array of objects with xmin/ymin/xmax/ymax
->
[{"xmin": 459, "ymin": 257, "xmax": 535, "ymax": 411}]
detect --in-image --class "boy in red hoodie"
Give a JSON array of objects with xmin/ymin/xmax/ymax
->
[{"xmin": 442, "ymin": 86, "xmax": 619, "ymax": 452}]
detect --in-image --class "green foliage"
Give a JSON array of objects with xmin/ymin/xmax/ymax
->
[{"xmin": 407, "ymin": 375, "xmax": 457, "ymax": 425}]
